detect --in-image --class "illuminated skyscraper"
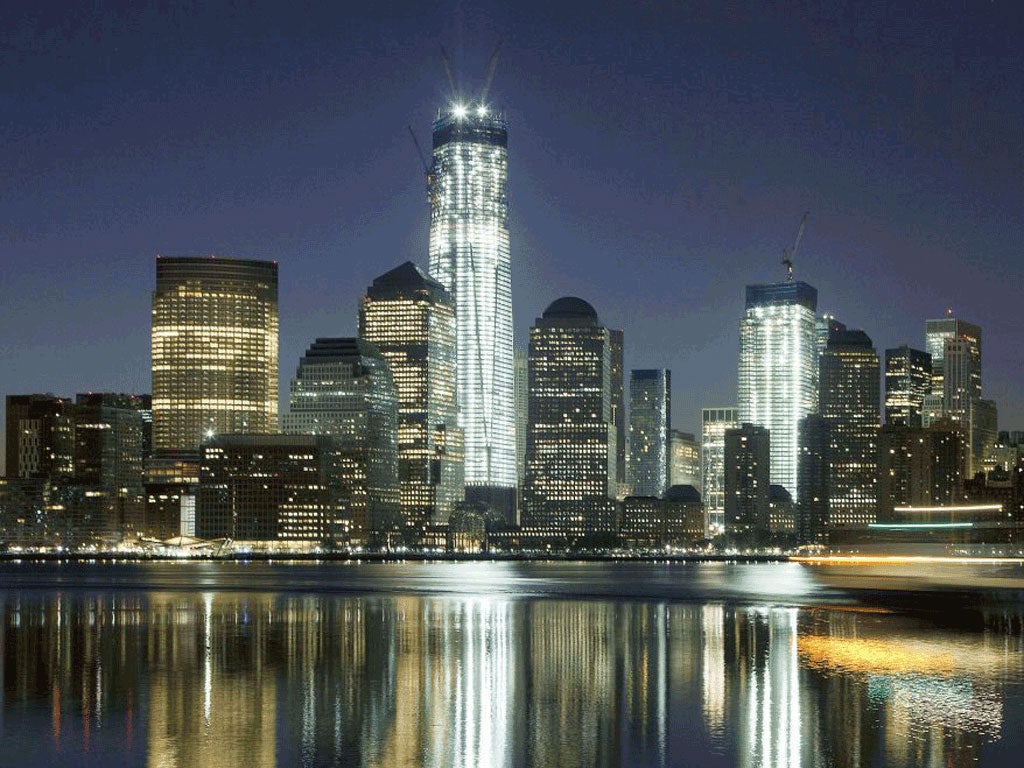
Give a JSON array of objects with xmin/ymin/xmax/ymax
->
[
  {"xmin": 925, "ymin": 314, "xmax": 981, "ymax": 400},
  {"xmin": 151, "ymin": 257, "xmax": 279, "ymax": 452},
  {"xmin": 738, "ymin": 281, "xmax": 818, "ymax": 500},
  {"xmin": 360, "ymin": 262, "xmax": 463, "ymax": 535},
  {"xmin": 523, "ymin": 297, "xmax": 618, "ymax": 531},
  {"xmin": 428, "ymin": 101, "xmax": 514, "ymax": 512},
  {"xmin": 628, "ymin": 369, "xmax": 671, "ymax": 497},
  {"xmin": 283, "ymin": 338, "xmax": 399, "ymax": 541},
  {"xmin": 884, "ymin": 345, "xmax": 932, "ymax": 426},
  {"xmin": 924, "ymin": 314, "xmax": 990, "ymax": 474},
  {"xmin": 701, "ymin": 407, "xmax": 739, "ymax": 535}
]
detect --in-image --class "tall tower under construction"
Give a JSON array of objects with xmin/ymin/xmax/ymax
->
[{"xmin": 427, "ymin": 91, "xmax": 514, "ymax": 513}]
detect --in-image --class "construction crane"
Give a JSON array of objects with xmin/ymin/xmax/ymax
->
[
  {"xmin": 782, "ymin": 212, "xmax": 809, "ymax": 282},
  {"xmin": 407, "ymin": 125, "xmax": 434, "ymax": 192},
  {"xmin": 479, "ymin": 40, "xmax": 502, "ymax": 104}
]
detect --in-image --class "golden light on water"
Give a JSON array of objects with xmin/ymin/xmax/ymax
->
[{"xmin": 798, "ymin": 635, "xmax": 957, "ymax": 676}]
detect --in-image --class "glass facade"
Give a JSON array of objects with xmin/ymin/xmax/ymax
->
[
  {"xmin": 523, "ymin": 298, "xmax": 617, "ymax": 531},
  {"xmin": 884, "ymin": 345, "xmax": 932, "ymax": 427},
  {"xmin": 360, "ymin": 262, "xmax": 464, "ymax": 535},
  {"xmin": 428, "ymin": 106, "xmax": 515, "ymax": 492},
  {"xmin": 283, "ymin": 338, "xmax": 400, "ymax": 542},
  {"xmin": 628, "ymin": 369, "xmax": 671, "ymax": 497},
  {"xmin": 738, "ymin": 282, "xmax": 818, "ymax": 501},
  {"xmin": 925, "ymin": 316, "xmax": 981, "ymax": 400},
  {"xmin": 514, "ymin": 348, "xmax": 528, "ymax": 493},
  {"xmin": 668, "ymin": 430, "xmax": 701, "ymax": 488},
  {"xmin": 151, "ymin": 257, "xmax": 279, "ymax": 452},
  {"xmin": 701, "ymin": 407, "xmax": 739, "ymax": 535}
]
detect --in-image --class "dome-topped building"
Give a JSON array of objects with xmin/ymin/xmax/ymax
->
[
  {"xmin": 542, "ymin": 296, "xmax": 599, "ymax": 323},
  {"xmin": 524, "ymin": 297, "xmax": 621, "ymax": 532}
]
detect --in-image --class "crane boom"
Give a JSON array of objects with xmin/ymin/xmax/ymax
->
[
  {"xmin": 480, "ymin": 40, "xmax": 502, "ymax": 104},
  {"xmin": 782, "ymin": 212, "xmax": 809, "ymax": 281},
  {"xmin": 440, "ymin": 45, "xmax": 457, "ymax": 95}
]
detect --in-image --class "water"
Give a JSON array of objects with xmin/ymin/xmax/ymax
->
[{"xmin": 0, "ymin": 560, "xmax": 1021, "ymax": 767}]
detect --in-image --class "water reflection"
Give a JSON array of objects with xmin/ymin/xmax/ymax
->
[{"xmin": 0, "ymin": 578, "xmax": 1022, "ymax": 767}]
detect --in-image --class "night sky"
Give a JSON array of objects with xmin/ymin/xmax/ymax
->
[{"xmin": 2, "ymin": 0, "xmax": 1023, "ymax": 472}]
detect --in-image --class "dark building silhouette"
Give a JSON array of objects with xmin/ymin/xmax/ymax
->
[
  {"xmin": 5, "ymin": 393, "xmax": 148, "ymax": 543},
  {"xmin": 797, "ymin": 414, "xmax": 831, "ymax": 543},
  {"xmin": 877, "ymin": 420, "xmax": 967, "ymax": 520},
  {"xmin": 724, "ymin": 423, "xmax": 770, "ymax": 538},
  {"xmin": 197, "ymin": 434, "xmax": 347, "ymax": 544},
  {"xmin": 5, "ymin": 394, "xmax": 74, "ymax": 480},
  {"xmin": 768, "ymin": 484, "xmax": 795, "ymax": 534}
]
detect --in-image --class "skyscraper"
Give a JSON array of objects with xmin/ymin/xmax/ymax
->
[
  {"xmin": 609, "ymin": 329, "xmax": 626, "ymax": 493},
  {"xmin": 514, "ymin": 348, "xmax": 529, "ymax": 493},
  {"xmin": 884, "ymin": 345, "xmax": 932, "ymax": 426},
  {"xmin": 70, "ymin": 393, "xmax": 149, "ymax": 540},
  {"xmin": 428, "ymin": 100, "xmax": 514, "ymax": 512},
  {"xmin": 359, "ymin": 262, "xmax": 463, "ymax": 535},
  {"xmin": 151, "ymin": 256, "xmax": 279, "ymax": 452},
  {"xmin": 796, "ymin": 413, "xmax": 830, "ymax": 543},
  {"xmin": 283, "ymin": 338, "xmax": 399, "ymax": 542},
  {"xmin": 724, "ymin": 423, "xmax": 770, "ymax": 538},
  {"xmin": 819, "ymin": 329, "xmax": 880, "ymax": 526},
  {"xmin": 738, "ymin": 281, "xmax": 818, "ymax": 499},
  {"xmin": 628, "ymin": 369, "xmax": 671, "ymax": 497},
  {"xmin": 701, "ymin": 407, "xmax": 739, "ymax": 535},
  {"xmin": 924, "ymin": 314, "xmax": 988, "ymax": 474},
  {"xmin": 522, "ymin": 298, "xmax": 617, "ymax": 532},
  {"xmin": 925, "ymin": 314, "xmax": 981, "ymax": 399}
]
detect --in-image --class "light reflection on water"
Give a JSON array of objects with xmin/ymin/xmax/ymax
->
[{"xmin": 0, "ymin": 562, "xmax": 1021, "ymax": 767}]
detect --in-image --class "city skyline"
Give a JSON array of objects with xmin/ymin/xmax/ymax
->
[{"xmin": 3, "ymin": 2, "xmax": 1024, "ymax": 474}]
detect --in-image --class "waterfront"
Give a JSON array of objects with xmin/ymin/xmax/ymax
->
[{"xmin": 0, "ymin": 561, "xmax": 1022, "ymax": 767}]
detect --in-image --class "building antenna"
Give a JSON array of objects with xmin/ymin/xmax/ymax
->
[
  {"xmin": 782, "ymin": 212, "xmax": 809, "ymax": 282},
  {"xmin": 480, "ymin": 40, "xmax": 502, "ymax": 104},
  {"xmin": 440, "ymin": 45, "xmax": 457, "ymax": 96}
]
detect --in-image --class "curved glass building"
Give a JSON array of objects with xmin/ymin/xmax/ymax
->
[
  {"xmin": 151, "ymin": 256, "xmax": 278, "ymax": 452},
  {"xmin": 428, "ymin": 103, "xmax": 515, "ymax": 504}
]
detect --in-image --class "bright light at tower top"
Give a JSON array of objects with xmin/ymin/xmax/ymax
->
[{"xmin": 448, "ymin": 102, "xmax": 492, "ymax": 120}]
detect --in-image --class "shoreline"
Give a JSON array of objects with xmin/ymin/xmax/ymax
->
[{"xmin": 0, "ymin": 551, "xmax": 788, "ymax": 564}]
